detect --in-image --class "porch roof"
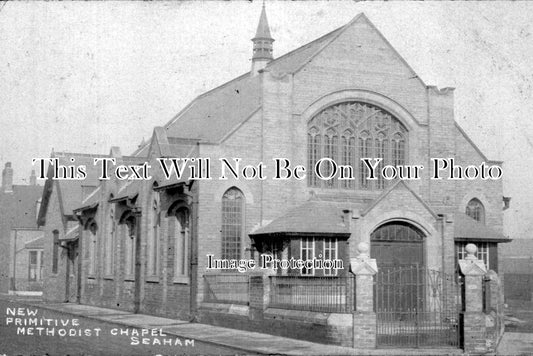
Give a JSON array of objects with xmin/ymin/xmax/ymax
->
[
  {"xmin": 73, "ymin": 186, "xmax": 100, "ymax": 212},
  {"xmin": 110, "ymin": 180, "xmax": 141, "ymax": 203},
  {"xmin": 250, "ymin": 201, "xmax": 352, "ymax": 237},
  {"xmin": 60, "ymin": 225, "xmax": 79, "ymax": 242},
  {"xmin": 454, "ymin": 213, "xmax": 509, "ymax": 242}
]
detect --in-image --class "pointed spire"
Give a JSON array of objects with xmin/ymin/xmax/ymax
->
[
  {"xmin": 251, "ymin": 2, "xmax": 274, "ymax": 74},
  {"xmin": 254, "ymin": 2, "xmax": 272, "ymax": 40}
]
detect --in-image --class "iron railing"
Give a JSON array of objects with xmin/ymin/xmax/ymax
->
[
  {"xmin": 375, "ymin": 266, "xmax": 461, "ymax": 348},
  {"xmin": 269, "ymin": 275, "xmax": 355, "ymax": 313},
  {"xmin": 203, "ymin": 273, "xmax": 249, "ymax": 305}
]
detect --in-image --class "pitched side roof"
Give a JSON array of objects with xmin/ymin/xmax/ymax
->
[
  {"xmin": 165, "ymin": 74, "xmax": 262, "ymax": 143},
  {"xmin": 158, "ymin": 21, "xmax": 346, "ymax": 145},
  {"xmin": 454, "ymin": 213, "xmax": 507, "ymax": 242},
  {"xmin": 250, "ymin": 201, "xmax": 351, "ymax": 237}
]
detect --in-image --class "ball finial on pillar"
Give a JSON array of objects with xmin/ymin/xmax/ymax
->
[
  {"xmin": 357, "ymin": 242, "xmax": 370, "ymax": 258},
  {"xmin": 465, "ymin": 243, "xmax": 477, "ymax": 259}
]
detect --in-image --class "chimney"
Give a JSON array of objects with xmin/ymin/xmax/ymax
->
[
  {"xmin": 29, "ymin": 169, "xmax": 37, "ymax": 186},
  {"xmin": 2, "ymin": 162, "xmax": 13, "ymax": 193}
]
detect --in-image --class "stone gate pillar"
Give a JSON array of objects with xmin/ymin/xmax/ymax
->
[
  {"xmin": 458, "ymin": 243, "xmax": 488, "ymax": 354},
  {"xmin": 249, "ymin": 269, "xmax": 276, "ymax": 320},
  {"xmin": 350, "ymin": 242, "xmax": 377, "ymax": 349}
]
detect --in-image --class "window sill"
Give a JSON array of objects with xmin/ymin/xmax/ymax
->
[
  {"xmin": 103, "ymin": 276, "xmax": 114, "ymax": 281},
  {"xmin": 124, "ymin": 277, "xmax": 135, "ymax": 282},
  {"xmin": 173, "ymin": 276, "xmax": 189, "ymax": 284},
  {"xmin": 145, "ymin": 276, "xmax": 160, "ymax": 283}
]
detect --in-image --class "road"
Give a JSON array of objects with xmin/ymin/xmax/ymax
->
[{"xmin": 0, "ymin": 298, "xmax": 244, "ymax": 356}]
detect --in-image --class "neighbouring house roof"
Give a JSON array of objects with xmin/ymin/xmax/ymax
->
[
  {"xmin": 454, "ymin": 213, "xmax": 508, "ymax": 242},
  {"xmin": 250, "ymin": 200, "xmax": 352, "ymax": 237},
  {"xmin": 0, "ymin": 184, "xmax": 42, "ymax": 230},
  {"xmin": 25, "ymin": 236, "xmax": 45, "ymax": 249}
]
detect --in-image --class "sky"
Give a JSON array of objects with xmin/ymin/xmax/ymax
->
[{"xmin": 0, "ymin": 1, "xmax": 532, "ymax": 239}]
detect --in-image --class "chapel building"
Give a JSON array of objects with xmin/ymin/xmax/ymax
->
[{"xmin": 38, "ymin": 7, "xmax": 508, "ymax": 348}]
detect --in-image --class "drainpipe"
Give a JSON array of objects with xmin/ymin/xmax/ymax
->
[
  {"xmin": 438, "ymin": 214, "xmax": 446, "ymax": 272},
  {"xmin": 11, "ymin": 230, "xmax": 18, "ymax": 292}
]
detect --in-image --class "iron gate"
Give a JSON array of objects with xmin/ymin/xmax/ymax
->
[{"xmin": 375, "ymin": 266, "xmax": 462, "ymax": 348}]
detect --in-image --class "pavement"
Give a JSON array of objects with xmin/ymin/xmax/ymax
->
[
  {"xmin": 4, "ymin": 294, "xmax": 527, "ymax": 355},
  {"xmin": 497, "ymin": 332, "xmax": 533, "ymax": 355}
]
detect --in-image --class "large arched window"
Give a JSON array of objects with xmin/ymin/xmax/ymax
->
[
  {"xmin": 308, "ymin": 101, "xmax": 407, "ymax": 190},
  {"xmin": 466, "ymin": 198, "xmax": 485, "ymax": 224},
  {"xmin": 221, "ymin": 188, "xmax": 245, "ymax": 260}
]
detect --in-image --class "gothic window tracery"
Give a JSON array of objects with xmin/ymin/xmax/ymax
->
[{"xmin": 307, "ymin": 101, "xmax": 408, "ymax": 190}]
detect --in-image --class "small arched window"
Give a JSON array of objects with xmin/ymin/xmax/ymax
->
[
  {"xmin": 308, "ymin": 101, "xmax": 407, "ymax": 190},
  {"xmin": 104, "ymin": 198, "xmax": 115, "ymax": 277},
  {"xmin": 174, "ymin": 207, "xmax": 190, "ymax": 280},
  {"xmin": 221, "ymin": 188, "xmax": 245, "ymax": 260},
  {"xmin": 466, "ymin": 198, "xmax": 485, "ymax": 224},
  {"xmin": 122, "ymin": 215, "xmax": 136, "ymax": 278},
  {"xmin": 87, "ymin": 221, "xmax": 98, "ymax": 276},
  {"xmin": 52, "ymin": 230, "xmax": 59, "ymax": 274},
  {"xmin": 147, "ymin": 190, "xmax": 161, "ymax": 277}
]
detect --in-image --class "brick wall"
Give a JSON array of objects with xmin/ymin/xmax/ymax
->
[{"xmin": 42, "ymin": 183, "xmax": 69, "ymax": 302}]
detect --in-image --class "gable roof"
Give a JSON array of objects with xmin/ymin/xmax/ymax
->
[
  {"xmin": 38, "ymin": 152, "xmax": 102, "ymax": 226},
  {"xmin": 362, "ymin": 180, "xmax": 437, "ymax": 219}
]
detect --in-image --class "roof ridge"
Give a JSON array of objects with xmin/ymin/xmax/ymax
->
[
  {"xmin": 54, "ymin": 151, "xmax": 106, "ymax": 158},
  {"xmin": 292, "ymin": 13, "xmax": 366, "ymax": 75},
  {"xmin": 266, "ymin": 25, "xmax": 345, "ymax": 70}
]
